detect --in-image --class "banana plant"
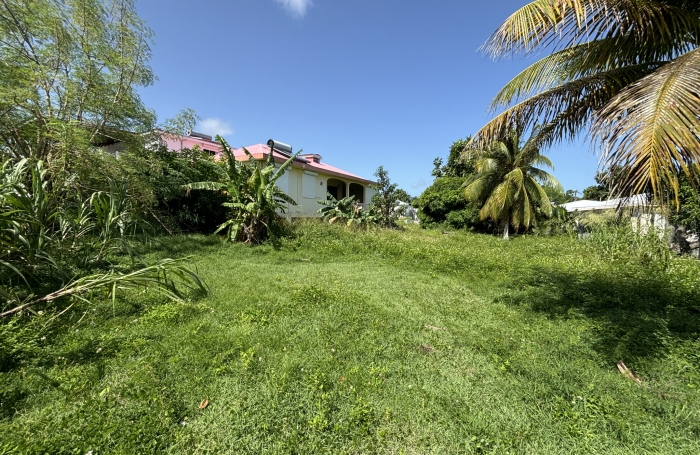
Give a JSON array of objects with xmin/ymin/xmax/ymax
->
[
  {"xmin": 317, "ymin": 193, "xmax": 381, "ymax": 227},
  {"xmin": 184, "ymin": 135, "xmax": 298, "ymax": 244}
]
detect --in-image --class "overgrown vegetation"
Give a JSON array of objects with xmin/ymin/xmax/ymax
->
[
  {"xmin": 317, "ymin": 194, "xmax": 381, "ymax": 227},
  {"xmin": 184, "ymin": 137, "xmax": 297, "ymax": 245},
  {"xmin": 413, "ymin": 177, "xmax": 484, "ymax": 230},
  {"xmin": 0, "ymin": 0, "xmax": 208, "ymax": 320},
  {"xmin": 0, "ymin": 158, "xmax": 207, "ymax": 319},
  {"xmin": 370, "ymin": 166, "xmax": 410, "ymax": 228},
  {"xmin": 1, "ymin": 224, "xmax": 699, "ymax": 453}
]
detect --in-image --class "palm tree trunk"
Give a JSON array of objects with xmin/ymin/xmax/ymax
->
[{"xmin": 503, "ymin": 221, "xmax": 510, "ymax": 240}]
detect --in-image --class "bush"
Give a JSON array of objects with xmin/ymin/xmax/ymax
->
[
  {"xmin": 184, "ymin": 137, "xmax": 297, "ymax": 245},
  {"xmin": 317, "ymin": 194, "xmax": 381, "ymax": 227},
  {"xmin": 67, "ymin": 141, "xmax": 231, "ymax": 235},
  {"xmin": 0, "ymin": 159, "xmax": 207, "ymax": 318},
  {"xmin": 148, "ymin": 146, "xmax": 229, "ymax": 234},
  {"xmin": 414, "ymin": 177, "xmax": 491, "ymax": 231}
]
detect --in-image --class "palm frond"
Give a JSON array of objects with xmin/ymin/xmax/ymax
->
[
  {"xmin": 480, "ymin": 181, "xmax": 509, "ymax": 222},
  {"xmin": 594, "ymin": 47, "xmax": 700, "ymax": 203},
  {"xmin": 473, "ymin": 63, "xmax": 660, "ymax": 147},
  {"xmin": 490, "ymin": 37, "xmax": 685, "ymax": 111},
  {"xmin": 528, "ymin": 154, "xmax": 555, "ymax": 170},
  {"xmin": 465, "ymin": 173, "xmax": 501, "ymax": 203},
  {"xmin": 529, "ymin": 167, "xmax": 563, "ymax": 191},
  {"xmin": 525, "ymin": 176, "xmax": 554, "ymax": 217},
  {"xmin": 1, "ymin": 258, "xmax": 207, "ymax": 318},
  {"xmin": 483, "ymin": 0, "xmax": 700, "ymax": 58}
]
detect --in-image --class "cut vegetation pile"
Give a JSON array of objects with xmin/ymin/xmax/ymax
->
[{"xmin": 2, "ymin": 223, "xmax": 700, "ymax": 454}]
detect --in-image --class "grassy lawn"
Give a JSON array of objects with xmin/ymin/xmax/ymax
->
[{"xmin": 2, "ymin": 223, "xmax": 700, "ymax": 454}]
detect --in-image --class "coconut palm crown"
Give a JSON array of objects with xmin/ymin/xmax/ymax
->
[
  {"xmin": 465, "ymin": 130, "xmax": 562, "ymax": 239},
  {"xmin": 473, "ymin": 0, "xmax": 700, "ymax": 206}
]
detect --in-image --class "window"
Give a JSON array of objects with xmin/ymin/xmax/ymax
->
[
  {"xmin": 349, "ymin": 183, "xmax": 364, "ymax": 203},
  {"xmin": 302, "ymin": 173, "xmax": 317, "ymax": 199}
]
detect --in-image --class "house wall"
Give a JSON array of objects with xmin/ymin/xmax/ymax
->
[{"xmin": 278, "ymin": 167, "xmax": 375, "ymax": 218}]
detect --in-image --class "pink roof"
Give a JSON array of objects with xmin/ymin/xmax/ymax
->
[
  {"xmin": 162, "ymin": 134, "xmax": 374, "ymax": 185},
  {"xmin": 229, "ymin": 144, "xmax": 375, "ymax": 185}
]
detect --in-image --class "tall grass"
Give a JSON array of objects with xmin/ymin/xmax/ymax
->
[
  {"xmin": 2, "ymin": 224, "xmax": 699, "ymax": 453},
  {"xmin": 1, "ymin": 159, "xmax": 207, "ymax": 318}
]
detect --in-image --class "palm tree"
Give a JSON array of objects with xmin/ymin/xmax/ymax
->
[
  {"xmin": 465, "ymin": 131, "xmax": 562, "ymax": 239},
  {"xmin": 473, "ymin": 0, "xmax": 700, "ymax": 206}
]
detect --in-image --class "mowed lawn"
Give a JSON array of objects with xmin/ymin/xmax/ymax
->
[{"xmin": 2, "ymin": 223, "xmax": 700, "ymax": 454}]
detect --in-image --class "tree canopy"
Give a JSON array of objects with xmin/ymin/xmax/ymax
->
[
  {"xmin": 465, "ymin": 130, "xmax": 562, "ymax": 239},
  {"xmin": 473, "ymin": 0, "xmax": 700, "ymax": 207},
  {"xmin": 431, "ymin": 137, "xmax": 476, "ymax": 178},
  {"xmin": 0, "ymin": 0, "xmax": 156, "ymax": 161}
]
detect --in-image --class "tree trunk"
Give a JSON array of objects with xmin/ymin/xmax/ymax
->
[{"xmin": 503, "ymin": 221, "xmax": 510, "ymax": 240}]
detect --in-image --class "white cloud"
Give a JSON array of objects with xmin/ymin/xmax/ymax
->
[
  {"xmin": 275, "ymin": 0, "xmax": 312, "ymax": 18},
  {"xmin": 412, "ymin": 178, "xmax": 427, "ymax": 189},
  {"xmin": 198, "ymin": 118, "xmax": 234, "ymax": 137}
]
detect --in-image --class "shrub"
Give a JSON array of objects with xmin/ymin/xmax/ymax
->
[
  {"xmin": 0, "ymin": 159, "xmax": 207, "ymax": 318},
  {"xmin": 414, "ymin": 177, "xmax": 490, "ymax": 230},
  {"xmin": 370, "ymin": 166, "xmax": 405, "ymax": 228},
  {"xmin": 317, "ymin": 194, "xmax": 381, "ymax": 227},
  {"xmin": 184, "ymin": 136, "xmax": 297, "ymax": 245},
  {"xmin": 148, "ymin": 146, "xmax": 229, "ymax": 234}
]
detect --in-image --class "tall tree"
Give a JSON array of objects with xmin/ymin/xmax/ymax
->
[
  {"xmin": 465, "ymin": 130, "xmax": 562, "ymax": 239},
  {"xmin": 0, "ymin": 0, "xmax": 156, "ymax": 161},
  {"xmin": 371, "ymin": 166, "xmax": 411, "ymax": 227},
  {"xmin": 473, "ymin": 0, "xmax": 700, "ymax": 206},
  {"xmin": 431, "ymin": 137, "xmax": 476, "ymax": 178}
]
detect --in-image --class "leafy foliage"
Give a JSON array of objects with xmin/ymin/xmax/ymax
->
[
  {"xmin": 184, "ymin": 136, "xmax": 297, "ymax": 244},
  {"xmin": 668, "ymin": 173, "xmax": 700, "ymax": 232},
  {"xmin": 147, "ymin": 146, "xmax": 229, "ymax": 234},
  {"xmin": 370, "ymin": 166, "xmax": 410, "ymax": 228},
  {"xmin": 582, "ymin": 165, "xmax": 641, "ymax": 202},
  {"xmin": 431, "ymin": 137, "xmax": 476, "ymax": 178},
  {"xmin": 474, "ymin": 0, "xmax": 700, "ymax": 206},
  {"xmin": 317, "ymin": 194, "xmax": 381, "ymax": 227},
  {"xmin": 413, "ymin": 177, "xmax": 486, "ymax": 230},
  {"xmin": 0, "ymin": 159, "xmax": 207, "ymax": 317},
  {"xmin": 0, "ymin": 0, "xmax": 156, "ymax": 163},
  {"xmin": 465, "ymin": 130, "xmax": 562, "ymax": 239},
  {"xmin": 544, "ymin": 184, "xmax": 574, "ymax": 205}
]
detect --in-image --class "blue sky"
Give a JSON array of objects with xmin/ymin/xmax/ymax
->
[{"xmin": 136, "ymin": 0, "xmax": 600, "ymax": 195}]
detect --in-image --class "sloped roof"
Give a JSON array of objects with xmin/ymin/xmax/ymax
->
[
  {"xmin": 161, "ymin": 133, "xmax": 375, "ymax": 185},
  {"xmin": 560, "ymin": 194, "xmax": 651, "ymax": 212},
  {"xmin": 230, "ymin": 144, "xmax": 374, "ymax": 185}
]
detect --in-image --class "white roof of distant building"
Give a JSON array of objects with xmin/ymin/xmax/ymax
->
[{"xmin": 561, "ymin": 194, "xmax": 651, "ymax": 212}]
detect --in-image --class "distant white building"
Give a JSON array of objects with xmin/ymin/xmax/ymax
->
[
  {"xmin": 561, "ymin": 194, "xmax": 667, "ymax": 233},
  {"xmin": 560, "ymin": 194, "xmax": 650, "ymax": 212},
  {"xmin": 394, "ymin": 201, "xmax": 419, "ymax": 224}
]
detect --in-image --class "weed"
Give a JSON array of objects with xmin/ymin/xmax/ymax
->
[{"xmin": 1, "ymin": 224, "xmax": 699, "ymax": 453}]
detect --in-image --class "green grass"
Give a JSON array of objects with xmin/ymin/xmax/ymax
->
[{"xmin": 2, "ymin": 222, "xmax": 700, "ymax": 454}]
